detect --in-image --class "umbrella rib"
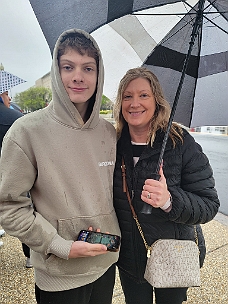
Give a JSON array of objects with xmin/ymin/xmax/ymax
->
[
  {"xmin": 133, "ymin": 2, "xmax": 228, "ymax": 36},
  {"xmin": 141, "ymin": 0, "xmax": 206, "ymax": 215},
  {"xmin": 204, "ymin": 0, "xmax": 216, "ymax": 11},
  {"xmin": 205, "ymin": 20, "xmax": 228, "ymax": 34},
  {"xmin": 183, "ymin": 0, "xmax": 227, "ymax": 16},
  {"xmin": 203, "ymin": 14, "xmax": 228, "ymax": 34},
  {"xmin": 157, "ymin": 0, "xmax": 205, "ymax": 173},
  {"xmin": 157, "ymin": 15, "xmax": 196, "ymax": 45},
  {"xmin": 134, "ymin": 12, "xmax": 197, "ymax": 16},
  {"xmin": 184, "ymin": 0, "xmax": 228, "ymax": 34},
  {"xmin": 202, "ymin": 10, "xmax": 228, "ymax": 34},
  {"xmin": 136, "ymin": 4, "xmax": 197, "ymax": 46},
  {"xmin": 206, "ymin": 5, "xmax": 228, "ymax": 34},
  {"xmin": 133, "ymin": 11, "xmax": 227, "ymax": 16}
]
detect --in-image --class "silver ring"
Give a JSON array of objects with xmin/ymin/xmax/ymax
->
[{"xmin": 147, "ymin": 192, "xmax": 151, "ymax": 199}]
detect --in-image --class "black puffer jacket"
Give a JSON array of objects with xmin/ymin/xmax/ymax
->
[
  {"xmin": 0, "ymin": 102, "xmax": 23, "ymax": 153},
  {"xmin": 113, "ymin": 125, "xmax": 220, "ymax": 282}
]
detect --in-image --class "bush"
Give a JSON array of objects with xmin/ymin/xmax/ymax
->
[{"xmin": 100, "ymin": 110, "xmax": 109, "ymax": 114}]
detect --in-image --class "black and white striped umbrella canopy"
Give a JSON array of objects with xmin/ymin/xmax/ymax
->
[{"xmin": 29, "ymin": 0, "xmax": 228, "ymax": 127}]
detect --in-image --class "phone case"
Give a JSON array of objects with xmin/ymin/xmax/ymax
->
[{"xmin": 77, "ymin": 230, "xmax": 120, "ymax": 252}]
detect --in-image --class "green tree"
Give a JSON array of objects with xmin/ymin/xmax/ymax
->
[
  {"xmin": 14, "ymin": 87, "xmax": 52, "ymax": 112},
  {"xmin": 101, "ymin": 95, "xmax": 113, "ymax": 111}
]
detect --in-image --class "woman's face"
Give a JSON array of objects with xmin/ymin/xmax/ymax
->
[{"xmin": 121, "ymin": 77, "xmax": 156, "ymax": 134}]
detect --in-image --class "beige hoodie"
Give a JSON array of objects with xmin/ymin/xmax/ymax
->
[{"xmin": 0, "ymin": 29, "xmax": 120, "ymax": 291}]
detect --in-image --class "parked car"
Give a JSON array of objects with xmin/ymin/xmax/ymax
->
[{"xmin": 10, "ymin": 102, "xmax": 23, "ymax": 113}]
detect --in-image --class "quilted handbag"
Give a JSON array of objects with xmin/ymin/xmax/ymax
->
[
  {"xmin": 121, "ymin": 158, "xmax": 201, "ymax": 288},
  {"xmin": 144, "ymin": 238, "xmax": 200, "ymax": 288}
]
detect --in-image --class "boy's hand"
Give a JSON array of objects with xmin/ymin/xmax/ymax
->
[
  {"xmin": 68, "ymin": 241, "xmax": 107, "ymax": 258},
  {"xmin": 68, "ymin": 226, "xmax": 108, "ymax": 258}
]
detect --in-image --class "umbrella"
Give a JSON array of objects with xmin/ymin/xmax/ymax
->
[
  {"xmin": 29, "ymin": 0, "xmax": 228, "ymax": 213},
  {"xmin": 143, "ymin": 0, "xmax": 228, "ymax": 128},
  {"xmin": 29, "ymin": 0, "xmax": 228, "ymax": 128},
  {"xmin": 0, "ymin": 70, "xmax": 27, "ymax": 94}
]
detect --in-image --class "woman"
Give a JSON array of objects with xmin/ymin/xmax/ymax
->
[{"xmin": 113, "ymin": 67, "xmax": 220, "ymax": 304}]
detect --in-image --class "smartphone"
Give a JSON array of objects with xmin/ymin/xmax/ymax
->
[{"xmin": 77, "ymin": 230, "xmax": 121, "ymax": 252}]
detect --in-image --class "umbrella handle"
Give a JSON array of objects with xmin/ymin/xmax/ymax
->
[
  {"xmin": 140, "ymin": 173, "xmax": 160, "ymax": 214},
  {"xmin": 140, "ymin": 1, "xmax": 205, "ymax": 215}
]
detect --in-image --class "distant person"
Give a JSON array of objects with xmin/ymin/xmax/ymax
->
[
  {"xmin": 0, "ymin": 91, "xmax": 22, "ymax": 249},
  {"xmin": 0, "ymin": 91, "xmax": 22, "ymax": 150},
  {"xmin": 0, "ymin": 91, "xmax": 32, "ymax": 267},
  {"xmin": 22, "ymin": 241, "xmax": 33, "ymax": 268},
  {"xmin": 113, "ymin": 67, "xmax": 219, "ymax": 304},
  {"xmin": 0, "ymin": 91, "xmax": 11, "ymax": 108},
  {"xmin": 0, "ymin": 29, "xmax": 120, "ymax": 304},
  {"xmin": 0, "ymin": 227, "xmax": 5, "ymax": 247}
]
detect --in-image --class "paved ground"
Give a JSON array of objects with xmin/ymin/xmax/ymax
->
[{"xmin": 1, "ymin": 213, "xmax": 228, "ymax": 303}]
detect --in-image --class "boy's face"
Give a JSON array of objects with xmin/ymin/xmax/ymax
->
[{"xmin": 59, "ymin": 49, "xmax": 97, "ymax": 108}]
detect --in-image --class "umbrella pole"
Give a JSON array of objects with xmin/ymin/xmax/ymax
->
[{"xmin": 141, "ymin": 0, "xmax": 206, "ymax": 214}]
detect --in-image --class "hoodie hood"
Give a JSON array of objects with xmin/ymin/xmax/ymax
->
[{"xmin": 49, "ymin": 29, "xmax": 104, "ymax": 130}]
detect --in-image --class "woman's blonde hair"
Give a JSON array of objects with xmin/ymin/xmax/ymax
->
[{"xmin": 113, "ymin": 67, "xmax": 183, "ymax": 146}]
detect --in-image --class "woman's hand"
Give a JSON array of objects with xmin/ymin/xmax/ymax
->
[{"xmin": 141, "ymin": 165, "xmax": 170, "ymax": 208}]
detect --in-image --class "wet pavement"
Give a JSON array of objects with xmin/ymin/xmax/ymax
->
[
  {"xmin": 0, "ymin": 129, "xmax": 227, "ymax": 303},
  {"xmin": 1, "ymin": 212, "xmax": 228, "ymax": 303},
  {"xmin": 192, "ymin": 132, "xmax": 228, "ymax": 216}
]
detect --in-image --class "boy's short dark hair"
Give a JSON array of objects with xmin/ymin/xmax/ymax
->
[{"xmin": 57, "ymin": 32, "xmax": 99, "ymax": 67}]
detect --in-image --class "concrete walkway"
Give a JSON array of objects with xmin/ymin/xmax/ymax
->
[
  {"xmin": 1, "ymin": 213, "xmax": 228, "ymax": 303},
  {"xmin": 112, "ymin": 213, "xmax": 228, "ymax": 303}
]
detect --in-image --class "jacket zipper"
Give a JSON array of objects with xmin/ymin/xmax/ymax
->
[
  {"xmin": 123, "ymin": 158, "xmax": 146, "ymax": 282},
  {"xmin": 131, "ymin": 165, "xmax": 147, "ymax": 282}
]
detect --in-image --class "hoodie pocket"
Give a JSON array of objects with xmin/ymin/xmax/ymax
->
[{"xmin": 40, "ymin": 215, "xmax": 119, "ymax": 276}]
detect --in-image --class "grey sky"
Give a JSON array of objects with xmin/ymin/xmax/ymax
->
[{"xmin": 1, "ymin": 0, "xmax": 52, "ymax": 98}]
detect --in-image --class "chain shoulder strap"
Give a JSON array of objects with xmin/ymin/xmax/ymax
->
[
  {"xmin": 121, "ymin": 158, "xmax": 152, "ymax": 257},
  {"xmin": 121, "ymin": 157, "xmax": 198, "ymax": 257}
]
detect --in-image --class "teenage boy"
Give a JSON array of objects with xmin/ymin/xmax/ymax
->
[{"xmin": 0, "ymin": 29, "xmax": 120, "ymax": 304}]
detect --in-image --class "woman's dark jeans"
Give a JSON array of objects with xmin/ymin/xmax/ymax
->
[{"xmin": 119, "ymin": 268, "xmax": 188, "ymax": 304}]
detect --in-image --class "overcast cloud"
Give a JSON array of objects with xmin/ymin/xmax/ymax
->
[{"xmin": 1, "ymin": 0, "xmax": 52, "ymax": 98}]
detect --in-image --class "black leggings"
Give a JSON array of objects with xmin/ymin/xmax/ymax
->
[
  {"xmin": 35, "ymin": 264, "xmax": 116, "ymax": 304},
  {"xmin": 119, "ymin": 269, "xmax": 188, "ymax": 304},
  {"xmin": 22, "ymin": 243, "xmax": 30, "ymax": 258}
]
